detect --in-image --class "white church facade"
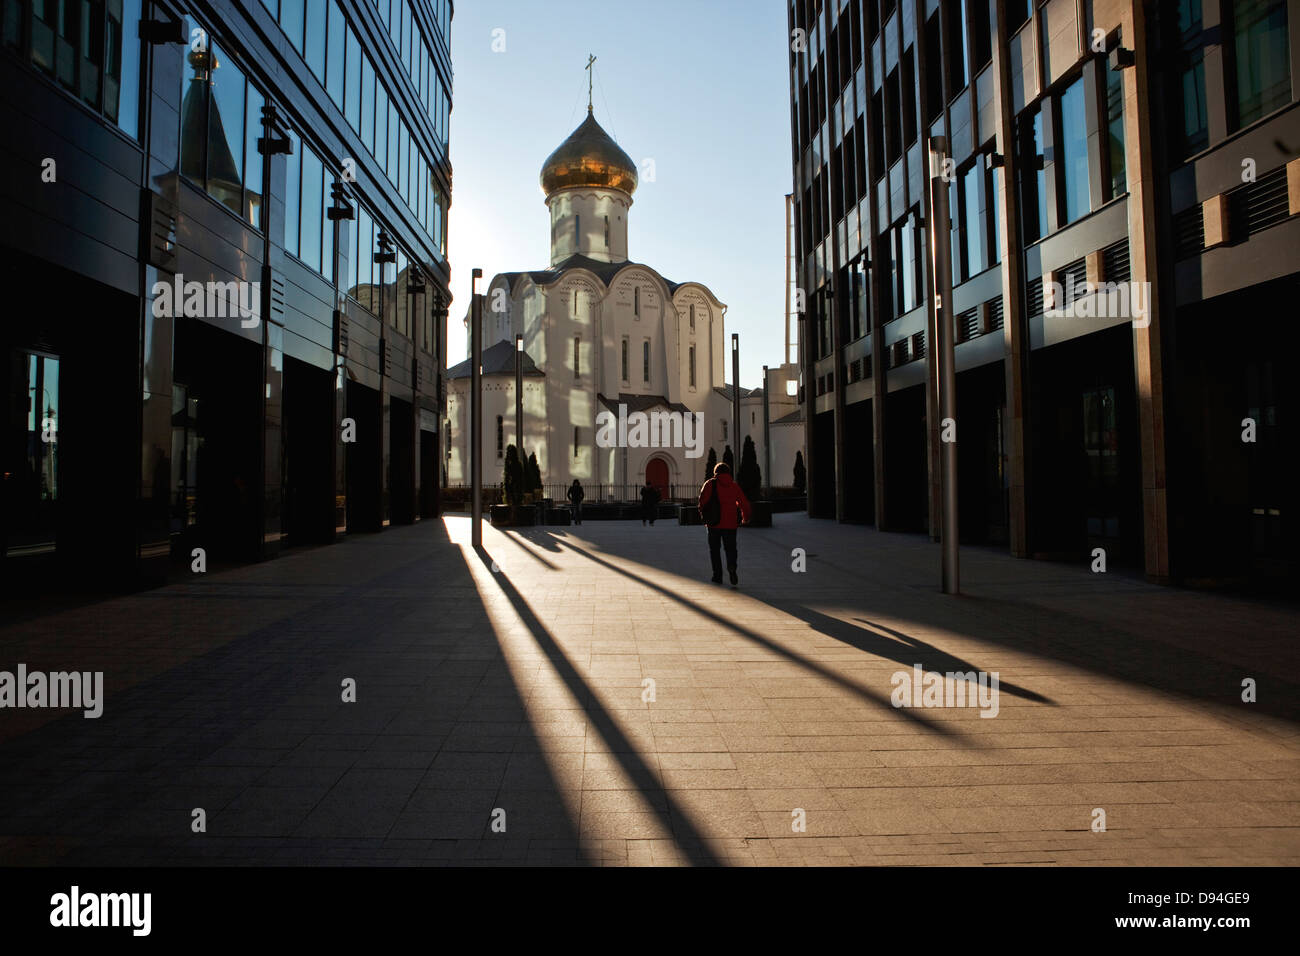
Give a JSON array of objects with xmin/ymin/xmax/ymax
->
[{"xmin": 445, "ymin": 106, "xmax": 743, "ymax": 500}]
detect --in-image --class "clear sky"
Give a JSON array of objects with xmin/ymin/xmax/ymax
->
[{"xmin": 445, "ymin": 0, "xmax": 793, "ymax": 389}]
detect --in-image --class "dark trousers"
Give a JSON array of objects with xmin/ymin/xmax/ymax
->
[
  {"xmin": 571, "ymin": 502, "xmax": 582, "ymax": 524},
  {"xmin": 707, "ymin": 527, "xmax": 738, "ymax": 578}
]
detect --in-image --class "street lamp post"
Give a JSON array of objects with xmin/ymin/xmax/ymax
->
[
  {"xmin": 928, "ymin": 137, "xmax": 959, "ymax": 594},
  {"xmin": 515, "ymin": 334, "xmax": 523, "ymax": 469},
  {"xmin": 762, "ymin": 364, "xmax": 771, "ymax": 499},
  {"xmin": 470, "ymin": 268, "xmax": 483, "ymax": 549},
  {"xmin": 731, "ymin": 333, "xmax": 741, "ymax": 467}
]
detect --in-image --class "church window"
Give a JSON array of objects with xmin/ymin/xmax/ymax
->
[
  {"xmin": 689, "ymin": 346, "xmax": 696, "ymax": 387},
  {"xmin": 604, "ymin": 216, "xmax": 610, "ymax": 248},
  {"xmin": 573, "ymin": 427, "xmax": 580, "ymax": 458},
  {"xmin": 633, "ymin": 286, "xmax": 640, "ymax": 317},
  {"xmin": 572, "ymin": 288, "xmax": 578, "ymax": 315},
  {"xmin": 621, "ymin": 338, "xmax": 629, "ymax": 381},
  {"xmin": 575, "ymin": 214, "xmax": 580, "ymax": 248},
  {"xmin": 642, "ymin": 341, "xmax": 650, "ymax": 383},
  {"xmin": 496, "ymin": 416, "xmax": 504, "ymax": 458},
  {"xmin": 722, "ymin": 419, "xmax": 728, "ymax": 442},
  {"xmin": 689, "ymin": 304, "xmax": 695, "ymax": 329},
  {"xmin": 573, "ymin": 336, "xmax": 580, "ymax": 378}
]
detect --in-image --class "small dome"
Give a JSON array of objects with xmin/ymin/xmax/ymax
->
[{"xmin": 539, "ymin": 109, "xmax": 638, "ymax": 197}]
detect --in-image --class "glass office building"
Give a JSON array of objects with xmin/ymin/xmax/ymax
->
[
  {"xmin": 1, "ymin": 0, "xmax": 453, "ymax": 587},
  {"xmin": 787, "ymin": 0, "xmax": 1298, "ymax": 584}
]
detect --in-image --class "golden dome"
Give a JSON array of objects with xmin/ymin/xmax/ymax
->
[{"xmin": 540, "ymin": 109, "xmax": 638, "ymax": 197}]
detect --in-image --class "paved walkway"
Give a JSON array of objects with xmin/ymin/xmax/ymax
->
[{"xmin": 1, "ymin": 515, "xmax": 1297, "ymax": 865}]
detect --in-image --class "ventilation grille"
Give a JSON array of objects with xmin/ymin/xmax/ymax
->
[
  {"xmin": 911, "ymin": 331, "xmax": 926, "ymax": 360},
  {"xmin": 988, "ymin": 296, "xmax": 1004, "ymax": 331},
  {"xmin": 1060, "ymin": 258, "xmax": 1088, "ymax": 304},
  {"xmin": 1229, "ymin": 166, "xmax": 1291, "ymax": 240},
  {"xmin": 1026, "ymin": 276, "xmax": 1045, "ymax": 317},
  {"xmin": 1173, "ymin": 204, "xmax": 1204, "ymax": 259},
  {"xmin": 1102, "ymin": 239, "xmax": 1130, "ymax": 284},
  {"xmin": 958, "ymin": 307, "xmax": 980, "ymax": 342}
]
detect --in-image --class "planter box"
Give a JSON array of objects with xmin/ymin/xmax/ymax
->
[
  {"xmin": 679, "ymin": 506, "xmax": 704, "ymax": 526},
  {"xmin": 546, "ymin": 507, "xmax": 572, "ymax": 526},
  {"xmin": 490, "ymin": 504, "xmax": 535, "ymax": 526}
]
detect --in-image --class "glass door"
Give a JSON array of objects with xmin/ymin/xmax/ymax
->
[{"xmin": 4, "ymin": 350, "xmax": 60, "ymax": 557}]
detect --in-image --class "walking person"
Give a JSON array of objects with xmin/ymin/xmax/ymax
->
[
  {"xmin": 640, "ymin": 482, "xmax": 661, "ymax": 526},
  {"xmin": 697, "ymin": 461, "xmax": 752, "ymax": 585},
  {"xmin": 567, "ymin": 479, "xmax": 585, "ymax": 525}
]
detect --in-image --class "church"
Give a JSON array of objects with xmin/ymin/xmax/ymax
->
[{"xmin": 445, "ymin": 98, "xmax": 743, "ymax": 501}]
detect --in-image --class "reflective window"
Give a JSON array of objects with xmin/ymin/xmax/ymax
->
[
  {"xmin": 244, "ymin": 85, "xmax": 265, "ymax": 229},
  {"xmin": 326, "ymin": 1, "xmax": 345, "ymax": 108},
  {"xmin": 361, "ymin": 58, "xmax": 376, "ymax": 149},
  {"xmin": 206, "ymin": 41, "xmax": 245, "ymax": 216},
  {"xmin": 285, "ymin": 128, "xmax": 300, "ymax": 255},
  {"xmin": 280, "ymin": 0, "xmax": 304, "ymax": 53},
  {"xmin": 963, "ymin": 162, "xmax": 983, "ymax": 277},
  {"xmin": 1232, "ymin": 0, "xmax": 1291, "ymax": 128},
  {"xmin": 1106, "ymin": 68, "xmax": 1126, "ymax": 199},
  {"xmin": 346, "ymin": 25, "xmax": 362, "ymax": 131},
  {"xmin": 1059, "ymin": 77, "xmax": 1091, "ymax": 224},
  {"xmin": 300, "ymin": 146, "xmax": 323, "ymax": 272},
  {"xmin": 305, "ymin": 7, "xmax": 325, "ymax": 82}
]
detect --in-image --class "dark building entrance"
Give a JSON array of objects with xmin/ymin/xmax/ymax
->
[
  {"xmin": 172, "ymin": 320, "xmax": 263, "ymax": 564},
  {"xmin": 282, "ymin": 356, "xmax": 336, "ymax": 546}
]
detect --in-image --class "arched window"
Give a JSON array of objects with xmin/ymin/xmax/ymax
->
[
  {"xmin": 633, "ymin": 286, "xmax": 640, "ymax": 316},
  {"xmin": 573, "ymin": 335, "xmax": 580, "ymax": 378},
  {"xmin": 642, "ymin": 341, "xmax": 650, "ymax": 383},
  {"xmin": 574, "ymin": 214, "xmax": 580, "ymax": 248},
  {"xmin": 496, "ymin": 415, "xmax": 503, "ymax": 457},
  {"xmin": 604, "ymin": 215, "xmax": 610, "ymax": 248},
  {"xmin": 689, "ymin": 304, "xmax": 695, "ymax": 329}
]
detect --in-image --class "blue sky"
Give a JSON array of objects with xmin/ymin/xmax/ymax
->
[{"xmin": 446, "ymin": 0, "xmax": 793, "ymax": 388}]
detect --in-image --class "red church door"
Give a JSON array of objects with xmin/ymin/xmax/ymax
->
[{"xmin": 646, "ymin": 458, "xmax": 670, "ymax": 501}]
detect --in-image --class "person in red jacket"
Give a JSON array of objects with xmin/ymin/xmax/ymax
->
[{"xmin": 698, "ymin": 461, "xmax": 752, "ymax": 585}]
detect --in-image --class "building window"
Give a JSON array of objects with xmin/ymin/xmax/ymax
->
[
  {"xmin": 621, "ymin": 338, "xmax": 629, "ymax": 381},
  {"xmin": 989, "ymin": 168, "xmax": 1003, "ymax": 264},
  {"xmin": 689, "ymin": 304, "xmax": 695, "ymax": 329},
  {"xmin": 1174, "ymin": 0, "xmax": 1209, "ymax": 156},
  {"xmin": 572, "ymin": 288, "xmax": 578, "ymax": 316},
  {"xmin": 604, "ymin": 215, "xmax": 610, "ymax": 248},
  {"xmin": 1058, "ymin": 77, "xmax": 1091, "ymax": 225},
  {"xmin": 575, "ymin": 214, "xmax": 580, "ymax": 248},
  {"xmin": 573, "ymin": 336, "xmax": 580, "ymax": 378},
  {"xmin": 1105, "ymin": 67, "xmax": 1126, "ymax": 200},
  {"xmin": 642, "ymin": 340, "xmax": 650, "ymax": 383},
  {"xmin": 962, "ymin": 163, "xmax": 984, "ymax": 277},
  {"xmin": 689, "ymin": 345, "xmax": 696, "ymax": 387},
  {"xmin": 1019, "ymin": 109, "xmax": 1047, "ymax": 242},
  {"xmin": 1230, "ymin": 0, "xmax": 1291, "ymax": 129},
  {"xmin": 496, "ymin": 415, "xmax": 503, "ymax": 458},
  {"xmin": 573, "ymin": 427, "xmax": 580, "ymax": 458}
]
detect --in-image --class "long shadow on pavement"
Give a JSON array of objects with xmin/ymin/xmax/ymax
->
[{"xmin": 0, "ymin": 520, "xmax": 586, "ymax": 866}]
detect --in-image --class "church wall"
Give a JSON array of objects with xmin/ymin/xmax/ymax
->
[{"xmin": 546, "ymin": 188, "xmax": 630, "ymax": 265}]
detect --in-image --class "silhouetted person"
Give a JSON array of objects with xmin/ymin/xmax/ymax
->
[
  {"xmin": 698, "ymin": 461, "xmax": 752, "ymax": 585},
  {"xmin": 567, "ymin": 479, "xmax": 585, "ymax": 525},
  {"xmin": 640, "ymin": 482, "xmax": 660, "ymax": 526}
]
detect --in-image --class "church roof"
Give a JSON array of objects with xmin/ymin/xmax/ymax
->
[
  {"xmin": 598, "ymin": 393, "xmax": 691, "ymax": 415},
  {"xmin": 446, "ymin": 339, "xmax": 546, "ymax": 379},
  {"xmin": 499, "ymin": 253, "xmax": 694, "ymax": 297},
  {"xmin": 772, "ymin": 408, "xmax": 805, "ymax": 425},
  {"xmin": 712, "ymin": 384, "xmax": 758, "ymax": 401}
]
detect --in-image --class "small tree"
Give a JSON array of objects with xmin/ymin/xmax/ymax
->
[
  {"xmin": 723, "ymin": 444, "xmax": 735, "ymax": 474},
  {"xmin": 705, "ymin": 447, "xmax": 718, "ymax": 478},
  {"xmin": 793, "ymin": 450, "xmax": 806, "ymax": 493},
  {"xmin": 737, "ymin": 435, "xmax": 762, "ymax": 502},
  {"xmin": 525, "ymin": 451, "xmax": 543, "ymax": 494},
  {"xmin": 503, "ymin": 444, "xmax": 523, "ymax": 519}
]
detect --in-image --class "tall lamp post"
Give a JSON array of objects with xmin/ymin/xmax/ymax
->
[
  {"xmin": 470, "ymin": 268, "xmax": 483, "ymax": 548},
  {"xmin": 928, "ymin": 137, "xmax": 959, "ymax": 594},
  {"xmin": 730, "ymin": 333, "xmax": 741, "ymax": 466},
  {"xmin": 515, "ymin": 334, "xmax": 524, "ymax": 469},
  {"xmin": 762, "ymin": 364, "xmax": 771, "ymax": 498}
]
